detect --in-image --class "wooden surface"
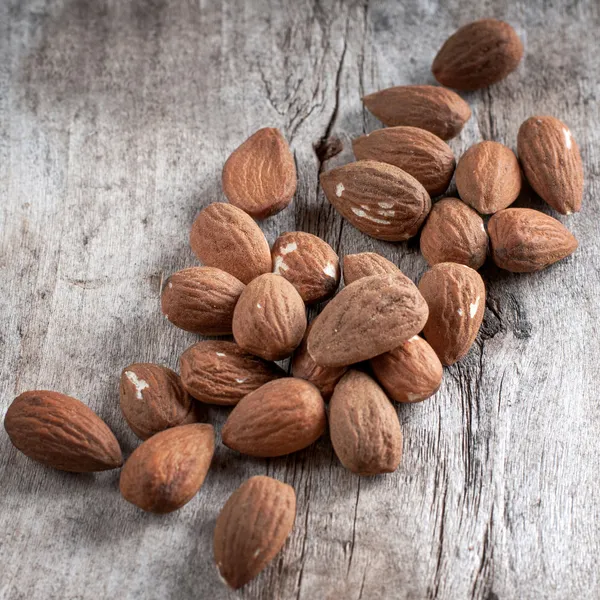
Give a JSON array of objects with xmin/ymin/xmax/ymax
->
[{"xmin": 1, "ymin": 1, "xmax": 599, "ymax": 599}]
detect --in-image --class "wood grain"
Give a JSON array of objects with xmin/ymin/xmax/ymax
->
[{"xmin": 1, "ymin": 1, "xmax": 600, "ymax": 598}]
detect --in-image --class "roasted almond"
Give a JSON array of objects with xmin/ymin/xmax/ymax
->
[
  {"xmin": 4, "ymin": 390, "xmax": 122, "ymax": 472},
  {"xmin": 161, "ymin": 266, "xmax": 244, "ymax": 335},
  {"xmin": 190, "ymin": 202, "xmax": 271, "ymax": 284},
  {"xmin": 420, "ymin": 198, "xmax": 488, "ymax": 269},
  {"xmin": 214, "ymin": 476, "xmax": 296, "ymax": 589},
  {"xmin": 307, "ymin": 274, "xmax": 429, "ymax": 367},
  {"xmin": 343, "ymin": 252, "xmax": 400, "ymax": 285},
  {"xmin": 488, "ymin": 208, "xmax": 578, "ymax": 272},
  {"xmin": 455, "ymin": 141, "xmax": 521, "ymax": 214},
  {"xmin": 329, "ymin": 370, "xmax": 402, "ymax": 475},
  {"xmin": 291, "ymin": 322, "xmax": 347, "ymax": 400},
  {"xmin": 232, "ymin": 273, "xmax": 307, "ymax": 360},
  {"xmin": 120, "ymin": 363, "xmax": 199, "ymax": 440},
  {"xmin": 432, "ymin": 19, "xmax": 523, "ymax": 90},
  {"xmin": 271, "ymin": 231, "xmax": 340, "ymax": 304},
  {"xmin": 362, "ymin": 85, "xmax": 471, "ymax": 141},
  {"xmin": 221, "ymin": 378, "xmax": 326, "ymax": 457},
  {"xmin": 352, "ymin": 126, "xmax": 455, "ymax": 196},
  {"xmin": 517, "ymin": 116, "xmax": 584, "ymax": 215},
  {"xmin": 320, "ymin": 160, "xmax": 431, "ymax": 241},
  {"xmin": 370, "ymin": 336, "xmax": 443, "ymax": 403},
  {"xmin": 222, "ymin": 128, "xmax": 296, "ymax": 219},
  {"xmin": 419, "ymin": 263, "xmax": 485, "ymax": 366},
  {"xmin": 180, "ymin": 341, "xmax": 285, "ymax": 406},
  {"xmin": 120, "ymin": 424, "xmax": 214, "ymax": 514}
]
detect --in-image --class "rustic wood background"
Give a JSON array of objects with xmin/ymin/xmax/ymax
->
[{"xmin": 1, "ymin": 1, "xmax": 599, "ymax": 598}]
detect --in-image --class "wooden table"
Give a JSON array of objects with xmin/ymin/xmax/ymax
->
[{"xmin": 2, "ymin": 1, "xmax": 599, "ymax": 598}]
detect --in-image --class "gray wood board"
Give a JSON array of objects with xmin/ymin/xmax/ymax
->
[{"xmin": 1, "ymin": 1, "xmax": 599, "ymax": 598}]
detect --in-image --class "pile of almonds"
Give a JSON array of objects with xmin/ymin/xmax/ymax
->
[{"xmin": 3, "ymin": 19, "xmax": 583, "ymax": 590}]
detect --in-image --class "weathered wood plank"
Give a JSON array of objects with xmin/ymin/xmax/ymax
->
[{"xmin": 1, "ymin": 1, "xmax": 600, "ymax": 599}]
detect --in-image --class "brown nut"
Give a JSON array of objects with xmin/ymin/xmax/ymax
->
[
  {"xmin": 420, "ymin": 198, "xmax": 488, "ymax": 269},
  {"xmin": 232, "ymin": 273, "xmax": 307, "ymax": 361}
]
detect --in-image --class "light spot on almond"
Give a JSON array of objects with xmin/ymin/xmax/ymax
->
[
  {"xmin": 279, "ymin": 242, "xmax": 297, "ymax": 255},
  {"xmin": 335, "ymin": 183, "xmax": 345, "ymax": 197},
  {"xmin": 457, "ymin": 308, "xmax": 464, "ymax": 317},
  {"xmin": 168, "ymin": 282, "xmax": 173, "ymax": 289},
  {"xmin": 273, "ymin": 255, "xmax": 289, "ymax": 274},
  {"xmin": 350, "ymin": 207, "xmax": 390, "ymax": 225},
  {"xmin": 407, "ymin": 335, "xmax": 419, "ymax": 343},
  {"xmin": 323, "ymin": 262, "xmax": 337, "ymax": 278},
  {"xmin": 256, "ymin": 303, "xmax": 262, "ymax": 309},
  {"xmin": 125, "ymin": 371, "xmax": 150, "ymax": 400},
  {"xmin": 378, "ymin": 201, "xmax": 394, "ymax": 209},
  {"xmin": 470, "ymin": 297, "xmax": 480, "ymax": 318},
  {"xmin": 216, "ymin": 352, "xmax": 226, "ymax": 357},
  {"xmin": 235, "ymin": 378, "xmax": 247, "ymax": 384},
  {"xmin": 406, "ymin": 392, "xmax": 424, "ymax": 402},
  {"xmin": 563, "ymin": 127, "xmax": 572, "ymax": 150}
]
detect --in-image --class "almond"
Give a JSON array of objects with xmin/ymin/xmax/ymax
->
[
  {"xmin": 362, "ymin": 85, "xmax": 471, "ymax": 141},
  {"xmin": 271, "ymin": 231, "xmax": 340, "ymax": 304},
  {"xmin": 161, "ymin": 266, "xmax": 244, "ymax": 335},
  {"xmin": 420, "ymin": 198, "xmax": 488, "ymax": 269},
  {"xmin": 418, "ymin": 263, "xmax": 485, "ymax": 366},
  {"xmin": 214, "ymin": 476, "xmax": 296, "ymax": 589},
  {"xmin": 291, "ymin": 322, "xmax": 347, "ymax": 400},
  {"xmin": 320, "ymin": 160, "xmax": 431, "ymax": 241},
  {"xmin": 455, "ymin": 141, "xmax": 521, "ymax": 214},
  {"xmin": 232, "ymin": 273, "xmax": 307, "ymax": 361},
  {"xmin": 517, "ymin": 116, "xmax": 584, "ymax": 215},
  {"xmin": 343, "ymin": 252, "xmax": 400, "ymax": 285},
  {"xmin": 370, "ymin": 336, "xmax": 443, "ymax": 403},
  {"xmin": 190, "ymin": 202, "xmax": 271, "ymax": 284},
  {"xmin": 432, "ymin": 19, "xmax": 523, "ymax": 90},
  {"xmin": 221, "ymin": 378, "xmax": 326, "ymax": 457},
  {"xmin": 352, "ymin": 126, "xmax": 455, "ymax": 196},
  {"xmin": 222, "ymin": 128, "xmax": 296, "ymax": 219},
  {"xmin": 329, "ymin": 370, "xmax": 402, "ymax": 475},
  {"xmin": 4, "ymin": 391, "xmax": 122, "ymax": 472},
  {"xmin": 180, "ymin": 341, "xmax": 285, "ymax": 406},
  {"xmin": 307, "ymin": 274, "xmax": 429, "ymax": 367},
  {"xmin": 488, "ymin": 208, "xmax": 578, "ymax": 272},
  {"xmin": 120, "ymin": 424, "xmax": 214, "ymax": 514},
  {"xmin": 120, "ymin": 363, "xmax": 200, "ymax": 440}
]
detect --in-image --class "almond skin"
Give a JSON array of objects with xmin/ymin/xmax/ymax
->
[
  {"xmin": 343, "ymin": 252, "xmax": 400, "ymax": 285},
  {"xmin": 307, "ymin": 274, "xmax": 429, "ymax": 368},
  {"xmin": 222, "ymin": 128, "xmax": 296, "ymax": 219},
  {"xmin": 291, "ymin": 322, "xmax": 347, "ymax": 400},
  {"xmin": 352, "ymin": 126, "xmax": 455, "ymax": 197},
  {"xmin": 488, "ymin": 208, "xmax": 578, "ymax": 272},
  {"xmin": 420, "ymin": 198, "xmax": 488, "ymax": 269},
  {"xmin": 190, "ymin": 202, "xmax": 271, "ymax": 284},
  {"xmin": 419, "ymin": 263, "xmax": 486, "ymax": 366},
  {"xmin": 370, "ymin": 336, "xmax": 443, "ymax": 403},
  {"xmin": 120, "ymin": 424, "xmax": 214, "ymax": 514},
  {"xmin": 221, "ymin": 378, "xmax": 326, "ymax": 457},
  {"xmin": 329, "ymin": 370, "xmax": 402, "ymax": 475},
  {"xmin": 214, "ymin": 476, "xmax": 296, "ymax": 589},
  {"xmin": 432, "ymin": 19, "xmax": 523, "ymax": 90},
  {"xmin": 320, "ymin": 160, "xmax": 431, "ymax": 242},
  {"xmin": 4, "ymin": 391, "xmax": 123, "ymax": 472},
  {"xmin": 455, "ymin": 141, "xmax": 521, "ymax": 214},
  {"xmin": 232, "ymin": 273, "xmax": 307, "ymax": 361},
  {"xmin": 120, "ymin": 363, "xmax": 199, "ymax": 440},
  {"xmin": 179, "ymin": 341, "xmax": 285, "ymax": 406},
  {"xmin": 362, "ymin": 85, "xmax": 471, "ymax": 141},
  {"xmin": 517, "ymin": 116, "xmax": 584, "ymax": 215},
  {"xmin": 271, "ymin": 231, "xmax": 340, "ymax": 304},
  {"xmin": 161, "ymin": 266, "xmax": 244, "ymax": 335}
]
